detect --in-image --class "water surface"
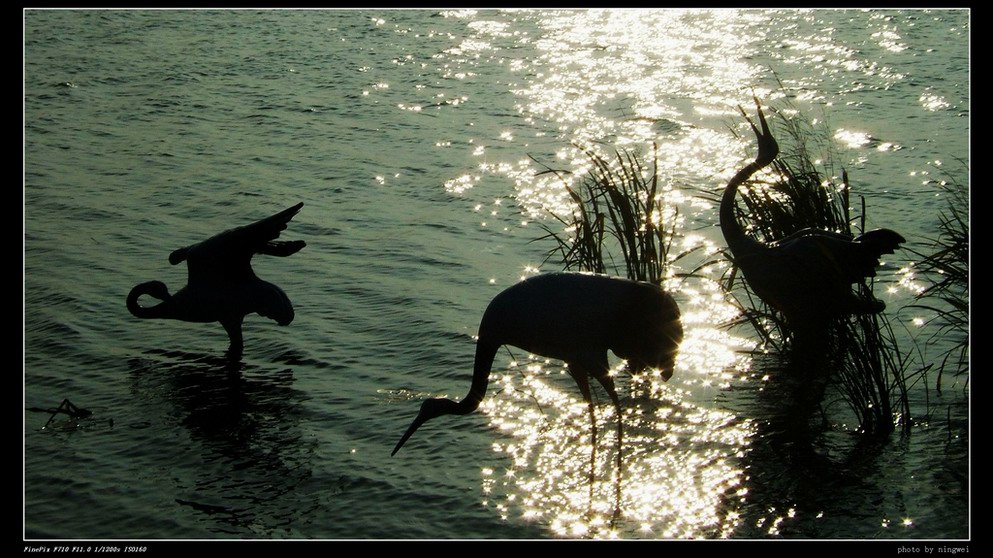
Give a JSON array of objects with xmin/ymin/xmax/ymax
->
[{"xmin": 24, "ymin": 9, "xmax": 969, "ymax": 541}]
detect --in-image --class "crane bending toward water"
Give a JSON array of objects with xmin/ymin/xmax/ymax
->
[
  {"xmin": 721, "ymin": 100, "xmax": 904, "ymax": 342},
  {"xmin": 127, "ymin": 203, "xmax": 306, "ymax": 357},
  {"xmin": 391, "ymin": 272, "xmax": 683, "ymax": 504}
]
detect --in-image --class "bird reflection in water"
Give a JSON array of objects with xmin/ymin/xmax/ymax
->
[{"xmin": 126, "ymin": 351, "xmax": 315, "ymax": 536}]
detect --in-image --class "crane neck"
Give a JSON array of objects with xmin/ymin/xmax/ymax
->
[
  {"xmin": 126, "ymin": 282, "xmax": 175, "ymax": 319},
  {"xmin": 720, "ymin": 159, "xmax": 768, "ymax": 257},
  {"xmin": 390, "ymin": 338, "xmax": 501, "ymax": 456},
  {"xmin": 455, "ymin": 338, "xmax": 500, "ymax": 414}
]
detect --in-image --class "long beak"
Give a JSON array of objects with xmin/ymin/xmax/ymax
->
[{"xmin": 391, "ymin": 413, "xmax": 429, "ymax": 456}]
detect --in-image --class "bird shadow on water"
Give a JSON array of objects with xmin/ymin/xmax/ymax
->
[{"xmin": 126, "ymin": 349, "xmax": 318, "ymax": 537}]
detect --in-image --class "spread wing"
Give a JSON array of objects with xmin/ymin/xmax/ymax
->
[{"xmin": 169, "ymin": 203, "xmax": 306, "ymax": 285}]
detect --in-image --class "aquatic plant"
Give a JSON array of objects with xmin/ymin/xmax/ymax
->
[
  {"xmin": 533, "ymin": 144, "xmax": 687, "ymax": 286},
  {"xmin": 905, "ymin": 164, "xmax": 969, "ymax": 390},
  {"xmin": 532, "ymin": 98, "xmax": 926, "ymax": 436}
]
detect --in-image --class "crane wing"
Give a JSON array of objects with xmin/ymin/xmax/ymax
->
[{"xmin": 169, "ymin": 203, "xmax": 306, "ymax": 285}]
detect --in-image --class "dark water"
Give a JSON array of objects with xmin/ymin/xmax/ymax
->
[{"xmin": 24, "ymin": 9, "xmax": 968, "ymax": 541}]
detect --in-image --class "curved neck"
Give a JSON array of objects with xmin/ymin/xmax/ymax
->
[
  {"xmin": 455, "ymin": 338, "xmax": 500, "ymax": 414},
  {"xmin": 127, "ymin": 283, "xmax": 174, "ymax": 319},
  {"xmin": 392, "ymin": 339, "xmax": 501, "ymax": 456},
  {"xmin": 720, "ymin": 159, "xmax": 767, "ymax": 257}
]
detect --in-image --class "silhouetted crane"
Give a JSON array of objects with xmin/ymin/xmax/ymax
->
[
  {"xmin": 392, "ymin": 272, "xmax": 683, "ymax": 507},
  {"xmin": 127, "ymin": 203, "xmax": 306, "ymax": 357},
  {"xmin": 720, "ymin": 100, "xmax": 904, "ymax": 342}
]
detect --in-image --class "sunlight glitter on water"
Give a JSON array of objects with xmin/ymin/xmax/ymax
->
[
  {"xmin": 834, "ymin": 129, "xmax": 873, "ymax": 149},
  {"xmin": 458, "ymin": 10, "xmax": 778, "ymax": 537},
  {"xmin": 480, "ymin": 361, "xmax": 754, "ymax": 538},
  {"xmin": 919, "ymin": 91, "xmax": 950, "ymax": 112},
  {"xmin": 22, "ymin": 7, "xmax": 969, "ymax": 540},
  {"xmin": 472, "ymin": 248, "xmax": 757, "ymax": 537},
  {"xmin": 426, "ymin": 8, "xmax": 968, "ymax": 538}
]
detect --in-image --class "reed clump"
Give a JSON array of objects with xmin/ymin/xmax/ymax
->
[
  {"xmin": 534, "ymin": 144, "xmax": 686, "ymax": 285},
  {"xmin": 906, "ymin": 165, "xmax": 969, "ymax": 391},
  {"xmin": 532, "ymin": 99, "xmax": 952, "ymax": 437}
]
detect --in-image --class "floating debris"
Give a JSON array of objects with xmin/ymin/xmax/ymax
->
[{"xmin": 26, "ymin": 398, "xmax": 93, "ymax": 429}]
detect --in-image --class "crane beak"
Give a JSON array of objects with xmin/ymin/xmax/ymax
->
[{"xmin": 391, "ymin": 413, "xmax": 429, "ymax": 456}]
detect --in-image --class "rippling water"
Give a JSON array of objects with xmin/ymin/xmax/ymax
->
[{"xmin": 24, "ymin": 9, "xmax": 969, "ymax": 541}]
